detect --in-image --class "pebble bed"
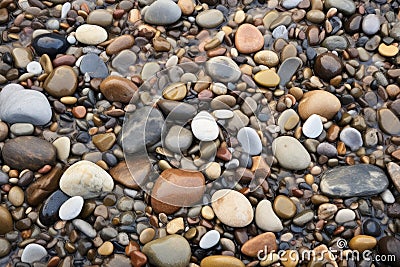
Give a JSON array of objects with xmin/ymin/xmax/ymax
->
[{"xmin": 0, "ymin": 0, "xmax": 399, "ymax": 266}]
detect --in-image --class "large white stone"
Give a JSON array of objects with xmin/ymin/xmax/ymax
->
[
  {"xmin": 237, "ymin": 127, "xmax": 262, "ymax": 155},
  {"xmin": 191, "ymin": 111, "xmax": 219, "ymax": 141},
  {"xmin": 75, "ymin": 24, "xmax": 108, "ymax": 45}
]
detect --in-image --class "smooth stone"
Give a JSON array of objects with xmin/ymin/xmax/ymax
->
[
  {"xmin": 72, "ymin": 219, "xmax": 96, "ymax": 238},
  {"xmin": 2, "ymin": 136, "xmax": 56, "ymax": 170},
  {"xmin": 340, "ymin": 127, "xmax": 363, "ymax": 151},
  {"xmin": 111, "ymin": 50, "xmax": 137, "ymax": 74},
  {"xmin": 324, "ymin": 0, "xmax": 356, "ymax": 16},
  {"xmin": 0, "ymin": 238, "xmax": 11, "ymax": 258},
  {"xmin": 320, "ymin": 164, "xmax": 389, "ymax": 197},
  {"xmin": 273, "ymin": 195, "xmax": 296, "ymax": 219},
  {"xmin": 10, "ymin": 123, "xmax": 34, "ymax": 136},
  {"xmin": 317, "ymin": 142, "xmax": 337, "ymax": 157},
  {"xmin": 387, "ymin": 162, "xmax": 400, "ymax": 193},
  {"xmin": 52, "ymin": 136, "xmax": 70, "ymax": 161},
  {"xmin": 144, "ymin": 0, "xmax": 182, "ymax": 25},
  {"xmin": 87, "ymin": 9, "xmax": 113, "ymax": 27},
  {"xmin": 362, "ymin": 219, "xmax": 382, "ymax": 237},
  {"xmin": 278, "ymin": 109, "xmax": 299, "ymax": 132},
  {"xmin": 378, "ymin": 108, "xmax": 400, "ymax": 135},
  {"xmin": 318, "ymin": 203, "xmax": 337, "ymax": 220},
  {"xmin": 98, "ymin": 241, "xmax": 114, "ymax": 256},
  {"xmin": 235, "ymin": 23, "xmax": 264, "ymax": 54},
  {"xmin": 254, "ymin": 69, "xmax": 280, "ymax": 87},
  {"xmin": 241, "ymin": 232, "xmax": 277, "ymax": 257},
  {"xmin": 302, "ymin": 114, "xmax": 323, "ymax": 138},
  {"xmin": 306, "ymin": 10, "xmax": 325, "ymax": 24},
  {"xmin": 100, "ymin": 76, "xmax": 138, "ymax": 103},
  {"xmin": 178, "ymin": 0, "xmax": 194, "ymax": 15},
  {"xmin": 206, "ymin": 56, "xmax": 241, "ymax": 83},
  {"xmin": 164, "ymin": 125, "xmax": 193, "ymax": 153},
  {"xmin": 191, "ymin": 111, "xmax": 219, "ymax": 141},
  {"xmin": 362, "ymin": 14, "xmax": 380, "ymax": 35},
  {"xmin": 142, "ymin": 235, "xmax": 191, "ymax": 267},
  {"xmin": 8, "ymin": 186, "xmax": 24, "ymax": 206},
  {"xmin": 211, "ymin": 189, "xmax": 253, "ymax": 227},
  {"xmin": 92, "ymin": 133, "xmax": 116, "ymax": 152},
  {"xmin": 103, "ymin": 255, "xmax": 132, "ymax": 267},
  {"xmin": 26, "ymin": 61, "xmax": 42, "ymax": 75},
  {"xmin": 79, "ymin": 53, "xmax": 108, "ymax": 78},
  {"xmin": 254, "ymin": 50, "xmax": 279, "ymax": 67},
  {"xmin": 378, "ymin": 43, "xmax": 399, "ymax": 57},
  {"xmin": 31, "ymin": 33, "xmax": 68, "ymax": 58},
  {"xmin": 237, "ymin": 127, "xmax": 262, "ymax": 155},
  {"xmin": 0, "ymin": 84, "xmax": 52, "ymax": 125},
  {"xmin": 201, "ymin": 256, "xmax": 245, "ymax": 267},
  {"xmin": 255, "ymin": 200, "xmax": 283, "ymax": 232},
  {"xmin": 298, "ymin": 90, "xmax": 341, "ymax": 120},
  {"xmin": 293, "ymin": 209, "xmax": 314, "ymax": 226},
  {"xmin": 151, "ymin": 169, "xmax": 205, "ymax": 214},
  {"xmin": 199, "ymin": 230, "xmax": 220, "ymax": 249},
  {"xmin": 106, "ymin": 35, "xmax": 135, "ymax": 55},
  {"xmin": 44, "ymin": 66, "xmax": 77, "ymax": 97},
  {"xmin": 141, "ymin": 62, "xmax": 161, "ymax": 80},
  {"xmin": 162, "ymin": 82, "xmax": 187, "ymax": 101},
  {"xmin": 277, "ymin": 57, "xmax": 303, "ymax": 86},
  {"xmin": 335, "ymin": 208, "xmax": 355, "ymax": 224},
  {"xmin": 390, "ymin": 22, "xmax": 400, "ymax": 41},
  {"xmin": 321, "ymin": 36, "xmax": 348, "ymax": 51},
  {"xmin": 39, "ymin": 190, "xmax": 69, "ymax": 226},
  {"xmin": 314, "ymin": 52, "xmax": 343, "ymax": 81},
  {"xmin": 213, "ymin": 109, "xmax": 234, "ymax": 119},
  {"xmin": 21, "ymin": 244, "xmax": 47, "ymax": 264},
  {"xmin": 349, "ymin": 235, "xmax": 377, "ymax": 252},
  {"xmin": 12, "ymin": 48, "xmax": 32, "ymax": 68},
  {"xmin": 121, "ymin": 106, "xmax": 164, "ymax": 154},
  {"xmin": 0, "ymin": 206, "xmax": 13, "ymax": 235},
  {"xmin": 196, "ymin": 9, "xmax": 224, "ymax": 28},
  {"xmin": 157, "ymin": 99, "xmax": 196, "ymax": 123},
  {"xmin": 76, "ymin": 24, "xmax": 108, "ymax": 45},
  {"xmin": 281, "ymin": 0, "xmax": 301, "ymax": 9},
  {"xmin": 272, "ymin": 136, "xmax": 311, "ymax": 170},
  {"xmin": 59, "ymin": 196, "xmax": 84, "ymax": 221},
  {"xmin": 378, "ymin": 236, "xmax": 400, "ymax": 266},
  {"xmin": 59, "ymin": 160, "xmax": 114, "ymax": 199}
]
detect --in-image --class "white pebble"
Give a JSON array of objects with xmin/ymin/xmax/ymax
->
[
  {"xmin": 381, "ymin": 189, "xmax": 395, "ymax": 204},
  {"xmin": 21, "ymin": 244, "xmax": 47, "ymax": 263},
  {"xmin": 59, "ymin": 196, "xmax": 84, "ymax": 221},
  {"xmin": 302, "ymin": 114, "xmax": 323, "ymax": 138},
  {"xmin": 191, "ymin": 111, "xmax": 219, "ymax": 141},
  {"xmin": 61, "ymin": 2, "xmax": 71, "ymax": 19},
  {"xmin": 199, "ymin": 230, "xmax": 220, "ymax": 249},
  {"xmin": 26, "ymin": 61, "xmax": 42, "ymax": 75},
  {"xmin": 67, "ymin": 35, "xmax": 76, "ymax": 44}
]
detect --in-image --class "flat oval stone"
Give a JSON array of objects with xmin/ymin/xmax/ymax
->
[
  {"xmin": 237, "ymin": 127, "xmax": 262, "ymax": 155},
  {"xmin": 298, "ymin": 90, "xmax": 341, "ymax": 120},
  {"xmin": 241, "ymin": 232, "xmax": 277, "ymax": 257},
  {"xmin": 32, "ymin": 33, "xmax": 68, "ymax": 58},
  {"xmin": 349, "ymin": 235, "xmax": 377, "ymax": 252},
  {"xmin": 206, "ymin": 56, "xmax": 241, "ymax": 83},
  {"xmin": 211, "ymin": 189, "xmax": 253, "ymax": 227},
  {"xmin": 314, "ymin": 52, "xmax": 343, "ymax": 81},
  {"xmin": 340, "ymin": 127, "xmax": 363, "ymax": 151},
  {"xmin": 79, "ymin": 53, "xmax": 108, "ymax": 78},
  {"xmin": 199, "ymin": 230, "xmax": 220, "ymax": 249},
  {"xmin": 162, "ymin": 82, "xmax": 187, "ymax": 101},
  {"xmin": 378, "ymin": 108, "xmax": 400, "ymax": 135},
  {"xmin": 0, "ymin": 84, "xmax": 52, "ymax": 125},
  {"xmin": 278, "ymin": 109, "xmax": 299, "ymax": 133},
  {"xmin": 254, "ymin": 50, "xmax": 279, "ymax": 67},
  {"xmin": 235, "ymin": 23, "xmax": 264, "ymax": 54},
  {"xmin": 106, "ymin": 35, "xmax": 135, "ymax": 55},
  {"xmin": 111, "ymin": 50, "xmax": 137, "ymax": 74},
  {"xmin": 59, "ymin": 196, "xmax": 84, "ymax": 221},
  {"xmin": 72, "ymin": 219, "xmax": 96, "ymax": 238},
  {"xmin": 92, "ymin": 133, "xmax": 116, "ymax": 152},
  {"xmin": 196, "ymin": 9, "xmax": 224, "ymax": 28},
  {"xmin": 0, "ymin": 238, "xmax": 11, "ymax": 258},
  {"xmin": 151, "ymin": 169, "xmax": 205, "ymax": 214},
  {"xmin": 255, "ymin": 200, "xmax": 283, "ymax": 232},
  {"xmin": 44, "ymin": 66, "xmax": 77, "ymax": 97},
  {"xmin": 59, "ymin": 160, "xmax": 114, "ymax": 199},
  {"xmin": 164, "ymin": 125, "xmax": 193, "ymax": 153},
  {"xmin": 144, "ymin": 0, "xmax": 182, "ymax": 25},
  {"xmin": 87, "ymin": 9, "xmax": 113, "ymax": 27},
  {"xmin": 75, "ymin": 24, "xmax": 108, "ymax": 45},
  {"xmin": 2, "ymin": 136, "xmax": 56, "ymax": 170},
  {"xmin": 335, "ymin": 208, "xmax": 355, "ymax": 224},
  {"xmin": 320, "ymin": 164, "xmax": 389, "ymax": 197},
  {"xmin": 273, "ymin": 195, "xmax": 297, "ymax": 219},
  {"xmin": 110, "ymin": 158, "xmax": 150, "ymax": 189},
  {"xmin": 254, "ymin": 69, "xmax": 280, "ymax": 87},
  {"xmin": 321, "ymin": 36, "xmax": 348, "ymax": 51},
  {"xmin": 272, "ymin": 136, "xmax": 311, "ymax": 170},
  {"xmin": 191, "ymin": 111, "xmax": 219, "ymax": 141},
  {"xmin": 21, "ymin": 244, "xmax": 47, "ymax": 264},
  {"xmin": 324, "ymin": 0, "xmax": 356, "ymax": 16},
  {"xmin": 362, "ymin": 14, "xmax": 380, "ymax": 35},
  {"xmin": 100, "ymin": 76, "xmax": 138, "ymax": 103},
  {"xmin": 39, "ymin": 190, "xmax": 69, "ymax": 226},
  {"xmin": 0, "ymin": 206, "xmax": 13, "ymax": 235},
  {"xmin": 201, "ymin": 256, "xmax": 245, "ymax": 267},
  {"xmin": 302, "ymin": 114, "xmax": 323, "ymax": 138},
  {"xmin": 277, "ymin": 57, "xmax": 303, "ymax": 86},
  {"xmin": 142, "ymin": 235, "xmax": 191, "ymax": 267},
  {"xmin": 8, "ymin": 186, "xmax": 24, "ymax": 206}
]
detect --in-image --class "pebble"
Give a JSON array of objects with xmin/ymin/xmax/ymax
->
[
  {"xmin": 162, "ymin": 82, "xmax": 187, "ymax": 100},
  {"xmin": 166, "ymin": 218, "xmax": 184, "ymax": 234},
  {"xmin": 241, "ymin": 232, "xmax": 277, "ymax": 257},
  {"xmin": 44, "ymin": 66, "xmax": 78, "ymax": 97},
  {"xmin": 87, "ymin": 9, "xmax": 113, "ymax": 27},
  {"xmin": 314, "ymin": 53, "xmax": 343, "ymax": 81},
  {"xmin": 320, "ymin": 164, "xmax": 389, "ymax": 197},
  {"xmin": 254, "ymin": 50, "xmax": 279, "ymax": 67},
  {"xmin": 278, "ymin": 109, "xmax": 299, "ymax": 132},
  {"xmin": 298, "ymin": 90, "xmax": 341, "ymax": 120},
  {"xmin": 31, "ymin": 33, "xmax": 68, "ymax": 58},
  {"xmin": 0, "ymin": 206, "xmax": 13, "ymax": 235},
  {"xmin": 292, "ymin": 209, "xmax": 314, "ymax": 226},
  {"xmin": 362, "ymin": 14, "xmax": 380, "ymax": 35},
  {"xmin": 281, "ymin": 0, "xmax": 301, "ymax": 9},
  {"xmin": 254, "ymin": 69, "xmax": 280, "ymax": 87},
  {"xmin": 206, "ymin": 56, "xmax": 241, "ymax": 83},
  {"xmin": 21, "ymin": 244, "xmax": 47, "ymax": 264},
  {"xmin": 59, "ymin": 196, "xmax": 84, "ymax": 221},
  {"xmin": 10, "ymin": 123, "xmax": 34, "ymax": 136},
  {"xmin": 196, "ymin": 9, "xmax": 224, "ymax": 28},
  {"xmin": 324, "ymin": 0, "xmax": 356, "ymax": 16},
  {"xmin": 75, "ymin": 24, "xmax": 108, "ymax": 45},
  {"xmin": 200, "ymin": 256, "xmax": 245, "ymax": 267},
  {"xmin": 111, "ymin": 50, "xmax": 137, "ymax": 74},
  {"xmin": 273, "ymin": 195, "xmax": 297, "ymax": 219},
  {"xmin": 349, "ymin": 235, "xmax": 377, "ymax": 252},
  {"xmin": 378, "ymin": 43, "xmax": 399, "ymax": 57},
  {"xmin": 8, "ymin": 186, "xmax": 24, "ymax": 206},
  {"xmin": 92, "ymin": 133, "xmax": 116, "ymax": 152},
  {"xmin": 199, "ymin": 230, "xmax": 220, "ymax": 249},
  {"xmin": 362, "ymin": 219, "xmax": 382, "ymax": 237},
  {"xmin": 52, "ymin": 136, "xmax": 70, "ymax": 161},
  {"xmin": 335, "ymin": 209, "xmax": 355, "ymax": 224},
  {"xmin": 387, "ymin": 162, "xmax": 400, "ymax": 193},
  {"xmin": 106, "ymin": 35, "xmax": 135, "ymax": 55},
  {"xmin": 237, "ymin": 127, "xmax": 262, "ymax": 155},
  {"xmin": 12, "ymin": 48, "xmax": 32, "ymax": 68},
  {"xmin": 59, "ymin": 160, "xmax": 114, "ymax": 199},
  {"xmin": 191, "ymin": 111, "xmax": 219, "ymax": 141},
  {"xmin": 255, "ymin": 200, "xmax": 283, "ymax": 232},
  {"xmin": 2, "ymin": 136, "xmax": 56, "ymax": 170},
  {"xmin": 26, "ymin": 61, "xmax": 42, "ymax": 75},
  {"xmin": 318, "ymin": 203, "xmax": 337, "ymax": 220},
  {"xmin": 378, "ymin": 236, "xmax": 400, "ymax": 264},
  {"xmin": 235, "ymin": 24, "xmax": 264, "ymax": 54},
  {"xmin": 98, "ymin": 241, "xmax": 114, "ymax": 256},
  {"xmin": 39, "ymin": 190, "xmax": 69, "ymax": 226},
  {"xmin": 211, "ymin": 189, "xmax": 254, "ymax": 227},
  {"xmin": 72, "ymin": 219, "xmax": 97, "ymax": 238},
  {"xmin": 164, "ymin": 125, "xmax": 193, "ymax": 153},
  {"xmin": 142, "ymin": 235, "xmax": 191, "ymax": 267},
  {"xmin": 0, "ymin": 84, "xmax": 52, "ymax": 125},
  {"xmin": 79, "ymin": 53, "xmax": 108, "ymax": 78},
  {"xmin": 272, "ymin": 136, "xmax": 311, "ymax": 170},
  {"xmin": 378, "ymin": 108, "xmax": 400, "ymax": 135},
  {"xmin": 339, "ymin": 127, "xmax": 363, "ymax": 151},
  {"xmin": 151, "ymin": 169, "xmax": 205, "ymax": 214},
  {"xmin": 302, "ymin": 114, "xmax": 323, "ymax": 138},
  {"xmin": 278, "ymin": 57, "xmax": 303, "ymax": 86},
  {"xmin": 100, "ymin": 76, "xmax": 138, "ymax": 103},
  {"xmin": 0, "ymin": 238, "xmax": 11, "ymax": 258},
  {"xmin": 144, "ymin": 0, "xmax": 182, "ymax": 25}
]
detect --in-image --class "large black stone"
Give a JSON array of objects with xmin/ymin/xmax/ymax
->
[
  {"xmin": 39, "ymin": 190, "xmax": 69, "ymax": 226},
  {"xmin": 320, "ymin": 164, "xmax": 388, "ymax": 198},
  {"xmin": 32, "ymin": 33, "xmax": 68, "ymax": 58}
]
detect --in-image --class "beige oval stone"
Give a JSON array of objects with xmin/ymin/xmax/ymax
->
[
  {"xmin": 162, "ymin": 82, "xmax": 188, "ymax": 101},
  {"xmin": 201, "ymin": 255, "xmax": 245, "ymax": 267},
  {"xmin": 178, "ymin": 0, "xmax": 194, "ymax": 15},
  {"xmin": 92, "ymin": 133, "xmax": 116, "ymax": 152},
  {"xmin": 273, "ymin": 195, "xmax": 297, "ymax": 219},
  {"xmin": 75, "ymin": 24, "xmax": 108, "ymax": 45},
  {"xmin": 298, "ymin": 90, "xmax": 341, "ymax": 120},
  {"xmin": 254, "ymin": 50, "xmax": 279, "ymax": 67},
  {"xmin": 98, "ymin": 241, "xmax": 114, "ymax": 256},
  {"xmin": 235, "ymin": 23, "xmax": 264, "ymax": 54},
  {"xmin": 254, "ymin": 69, "xmax": 280, "ymax": 87},
  {"xmin": 106, "ymin": 35, "xmax": 135, "ymax": 55},
  {"xmin": 0, "ymin": 206, "xmax": 13, "ymax": 235},
  {"xmin": 8, "ymin": 186, "xmax": 24, "ymax": 207},
  {"xmin": 139, "ymin": 228, "xmax": 156, "ymax": 244}
]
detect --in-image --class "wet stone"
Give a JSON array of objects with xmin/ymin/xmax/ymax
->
[
  {"xmin": 75, "ymin": 24, "xmax": 108, "ymax": 45},
  {"xmin": 314, "ymin": 52, "xmax": 343, "ymax": 81},
  {"xmin": 324, "ymin": 0, "xmax": 356, "ymax": 16},
  {"xmin": 39, "ymin": 190, "xmax": 69, "ymax": 226},
  {"xmin": 235, "ymin": 23, "xmax": 264, "ymax": 54},
  {"xmin": 44, "ymin": 66, "xmax": 78, "ymax": 97},
  {"xmin": 362, "ymin": 14, "xmax": 380, "ymax": 35},
  {"xmin": 196, "ymin": 9, "xmax": 224, "ymax": 28},
  {"xmin": 100, "ymin": 76, "xmax": 138, "ymax": 103},
  {"xmin": 32, "ymin": 33, "xmax": 68, "ymax": 58},
  {"xmin": 378, "ymin": 108, "xmax": 400, "ymax": 135},
  {"xmin": 272, "ymin": 136, "xmax": 311, "ymax": 170},
  {"xmin": 21, "ymin": 244, "xmax": 47, "ymax": 264},
  {"xmin": 0, "ymin": 206, "xmax": 13, "ymax": 235},
  {"xmin": 87, "ymin": 9, "xmax": 113, "ymax": 27},
  {"xmin": 206, "ymin": 56, "xmax": 241, "ymax": 83},
  {"xmin": 144, "ymin": 0, "xmax": 182, "ymax": 25},
  {"xmin": 79, "ymin": 53, "xmax": 108, "ymax": 78}
]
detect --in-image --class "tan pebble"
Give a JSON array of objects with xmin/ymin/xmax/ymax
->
[
  {"xmin": 8, "ymin": 186, "xmax": 24, "ymax": 206},
  {"xmin": 378, "ymin": 43, "xmax": 399, "ymax": 57},
  {"xmin": 349, "ymin": 235, "xmax": 377, "ymax": 252},
  {"xmin": 98, "ymin": 241, "xmax": 114, "ymax": 256},
  {"xmin": 139, "ymin": 228, "xmax": 156, "ymax": 244},
  {"xmin": 254, "ymin": 69, "xmax": 280, "ymax": 87},
  {"xmin": 166, "ymin": 217, "xmax": 184, "ymax": 234},
  {"xmin": 60, "ymin": 97, "xmax": 77, "ymax": 105},
  {"xmin": 201, "ymin": 206, "xmax": 214, "ymax": 220},
  {"xmin": 280, "ymin": 250, "xmax": 299, "ymax": 267},
  {"xmin": 200, "ymin": 255, "xmax": 245, "ymax": 267}
]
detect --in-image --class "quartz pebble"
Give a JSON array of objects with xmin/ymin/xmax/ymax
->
[
  {"xmin": 199, "ymin": 230, "xmax": 220, "ymax": 249},
  {"xmin": 237, "ymin": 127, "xmax": 262, "ymax": 155},
  {"xmin": 302, "ymin": 114, "xmax": 323, "ymax": 138},
  {"xmin": 340, "ymin": 127, "xmax": 363, "ymax": 151},
  {"xmin": 59, "ymin": 196, "xmax": 84, "ymax": 221},
  {"xmin": 21, "ymin": 244, "xmax": 47, "ymax": 264},
  {"xmin": 255, "ymin": 199, "xmax": 283, "ymax": 232},
  {"xmin": 191, "ymin": 111, "xmax": 219, "ymax": 141},
  {"xmin": 75, "ymin": 24, "xmax": 108, "ymax": 45}
]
